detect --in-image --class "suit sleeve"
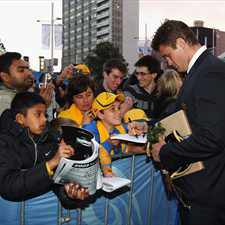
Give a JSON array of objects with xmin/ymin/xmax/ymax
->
[{"xmin": 160, "ymin": 70, "xmax": 225, "ymax": 170}]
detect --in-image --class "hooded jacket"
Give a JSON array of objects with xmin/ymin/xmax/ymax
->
[{"xmin": 0, "ymin": 109, "xmax": 80, "ymax": 208}]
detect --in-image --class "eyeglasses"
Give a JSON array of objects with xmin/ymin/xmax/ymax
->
[{"xmin": 135, "ymin": 71, "xmax": 150, "ymax": 76}]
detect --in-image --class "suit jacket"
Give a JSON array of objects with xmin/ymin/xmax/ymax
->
[{"xmin": 160, "ymin": 49, "xmax": 225, "ymax": 208}]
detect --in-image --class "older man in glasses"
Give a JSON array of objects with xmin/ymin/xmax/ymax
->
[{"xmin": 124, "ymin": 55, "xmax": 162, "ymax": 118}]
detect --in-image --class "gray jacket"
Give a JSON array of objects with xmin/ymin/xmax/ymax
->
[{"xmin": 0, "ymin": 84, "xmax": 16, "ymax": 115}]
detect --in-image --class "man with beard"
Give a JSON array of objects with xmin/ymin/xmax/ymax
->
[
  {"xmin": 0, "ymin": 52, "xmax": 54, "ymax": 116},
  {"xmin": 0, "ymin": 52, "xmax": 34, "ymax": 115}
]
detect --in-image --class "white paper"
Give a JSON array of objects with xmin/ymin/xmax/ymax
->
[
  {"xmin": 53, "ymin": 139, "xmax": 99, "ymax": 195},
  {"xmin": 53, "ymin": 138, "xmax": 131, "ymax": 194},
  {"xmin": 102, "ymin": 177, "xmax": 131, "ymax": 192},
  {"xmin": 111, "ymin": 133, "xmax": 147, "ymax": 144}
]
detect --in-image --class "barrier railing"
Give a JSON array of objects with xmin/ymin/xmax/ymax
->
[{"xmin": 0, "ymin": 154, "xmax": 178, "ymax": 225}]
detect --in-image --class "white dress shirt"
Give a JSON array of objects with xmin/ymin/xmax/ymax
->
[{"xmin": 187, "ymin": 45, "xmax": 207, "ymax": 74}]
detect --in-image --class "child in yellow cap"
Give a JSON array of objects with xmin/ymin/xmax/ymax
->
[
  {"xmin": 84, "ymin": 93, "xmax": 148, "ymax": 176},
  {"xmin": 123, "ymin": 108, "xmax": 149, "ymax": 153},
  {"xmin": 123, "ymin": 108, "xmax": 149, "ymax": 136},
  {"xmin": 83, "ymin": 92, "xmax": 127, "ymax": 176}
]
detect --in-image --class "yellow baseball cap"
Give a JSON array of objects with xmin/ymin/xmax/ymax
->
[
  {"xmin": 123, "ymin": 108, "xmax": 149, "ymax": 123},
  {"xmin": 92, "ymin": 92, "xmax": 125, "ymax": 116},
  {"xmin": 75, "ymin": 64, "xmax": 90, "ymax": 75}
]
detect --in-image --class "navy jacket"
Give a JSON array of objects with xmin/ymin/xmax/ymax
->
[{"xmin": 160, "ymin": 50, "xmax": 225, "ymax": 208}]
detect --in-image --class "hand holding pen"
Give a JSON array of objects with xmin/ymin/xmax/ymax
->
[{"xmin": 128, "ymin": 121, "xmax": 148, "ymax": 137}]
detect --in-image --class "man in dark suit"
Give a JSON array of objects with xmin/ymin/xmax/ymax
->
[{"xmin": 151, "ymin": 20, "xmax": 225, "ymax": 225}]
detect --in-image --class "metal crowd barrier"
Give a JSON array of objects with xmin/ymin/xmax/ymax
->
[{"xmin": 0, "ymin": 154, "xmax": 178, "ymax": 225}]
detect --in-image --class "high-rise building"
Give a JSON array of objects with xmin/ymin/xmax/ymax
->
[{"xmin": 62, "ymin": 0, "xmax": 139, "ymax": 72}]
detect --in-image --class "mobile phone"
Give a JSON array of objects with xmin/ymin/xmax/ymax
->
[
  {"xmin": 44, "ymin": 73, "xmax": 52, "ymax": 87},
  {"xmin": 39, "ymin": 73, "xmax": 52, "ymax": 88}
]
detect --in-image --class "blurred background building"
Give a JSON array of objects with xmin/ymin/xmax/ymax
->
[
  {"xmin": 62, "ymin": 0, "xmax": 139, "ymax": 72},
  {"xmin": 191, "ymin": 20, "xmax": 225, "ymax": 58}
]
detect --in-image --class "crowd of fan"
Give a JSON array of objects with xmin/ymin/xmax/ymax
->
[{"xmin": 0, "ymin": 51, "xmax": 182, "ymax": 208}]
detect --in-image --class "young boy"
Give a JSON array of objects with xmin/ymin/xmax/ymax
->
[
  {"xmin": 83, "ymin": 92, "xmax": 126, "ymax": 176},
  {"xmin": 123, "ymin": 108, "xmax": 149, "ymax": 136},
  {"xmin": 83, "ymin": 92, "xmax": 147, "ymax": 176},
  {"xmin": 0, "ymin": 92, "xmax": 88, "ymax": 208}
]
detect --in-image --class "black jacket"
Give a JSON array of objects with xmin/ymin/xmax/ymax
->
[
  {"xmin": 160, "ymin": 50, "xmax": 225, "ymax": 208},
  {"xmin": 124, "ymin": 84, "xmax": 158, "ymax": 118},
  {"xmin": 154, "ymin": 96, "xmax": 177, "ymax": 120},
  {"xmin": 0, "ymin": 109, "xmax": 80, "ymax": 208}
]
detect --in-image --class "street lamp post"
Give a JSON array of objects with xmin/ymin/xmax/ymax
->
[
  {"xmin": 50, "ymin": 2, "xmax": 54, "ymax": 74},
  {"xmin": 134, "ymin": 24, "xmax": 151, "ymax": 56},
  {"xmin": 37, "ymin": 2, "xmax": 62, "ymax": 74}
]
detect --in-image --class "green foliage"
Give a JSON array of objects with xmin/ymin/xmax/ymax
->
[
  {"xmin": 84, "ymin": 41, "xmax": 126, "ymax": 80},
  {"xmin": 147, "ymin": 123, "xmax": 165, "ymax": 145}
]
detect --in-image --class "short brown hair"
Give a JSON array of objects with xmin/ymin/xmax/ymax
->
[
  {"xmin": 0, "ymin": 52, "xmax": 21, "ymax": 74},
  {"xmin": 103, "ymin": 58, "xmax": 127, "ymax": 75},
  {"xmin": 151, "ymin": 20, "xmax": 198, "ymax": 51},
  {"xmin": 135, "ymin": 55, "xmax": 161, "ymax": 76},
  {"xmin": 66, "ymin": 75, "xmax": 95, "ymax": 105}
]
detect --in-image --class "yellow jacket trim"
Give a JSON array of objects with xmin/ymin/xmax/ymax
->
[
  {"xmin": 58, "ymin": 104, "xmax": 83, "ymax": 127},
  {"xmin": 45, "ymin": 162, "xmax": 54, "ymax": 176}
]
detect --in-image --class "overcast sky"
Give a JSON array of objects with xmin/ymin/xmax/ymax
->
[
  {"xmin": 0, "ymin": 0, "xmax": 225, "ymax": 70},
  {"xmin": 139, "ymin": 0, "xmax": 225, "ymax": 40},
  {"xmin": 0, "ymin": 0, "xmax": 62, "ymax": 71}
]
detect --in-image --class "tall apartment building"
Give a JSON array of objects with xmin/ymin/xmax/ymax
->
[{"xmin": 62, "ymin": 0, "xmax": 139, "ymax": 72}]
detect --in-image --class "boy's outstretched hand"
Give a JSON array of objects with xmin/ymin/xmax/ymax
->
[
  {"xmin": 64, "ymin": 182, "xmax": 89, "ymax": 200},
  {"xmin": 47, "ymin": 139, "xmax": 75, "ymax": 171}
]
